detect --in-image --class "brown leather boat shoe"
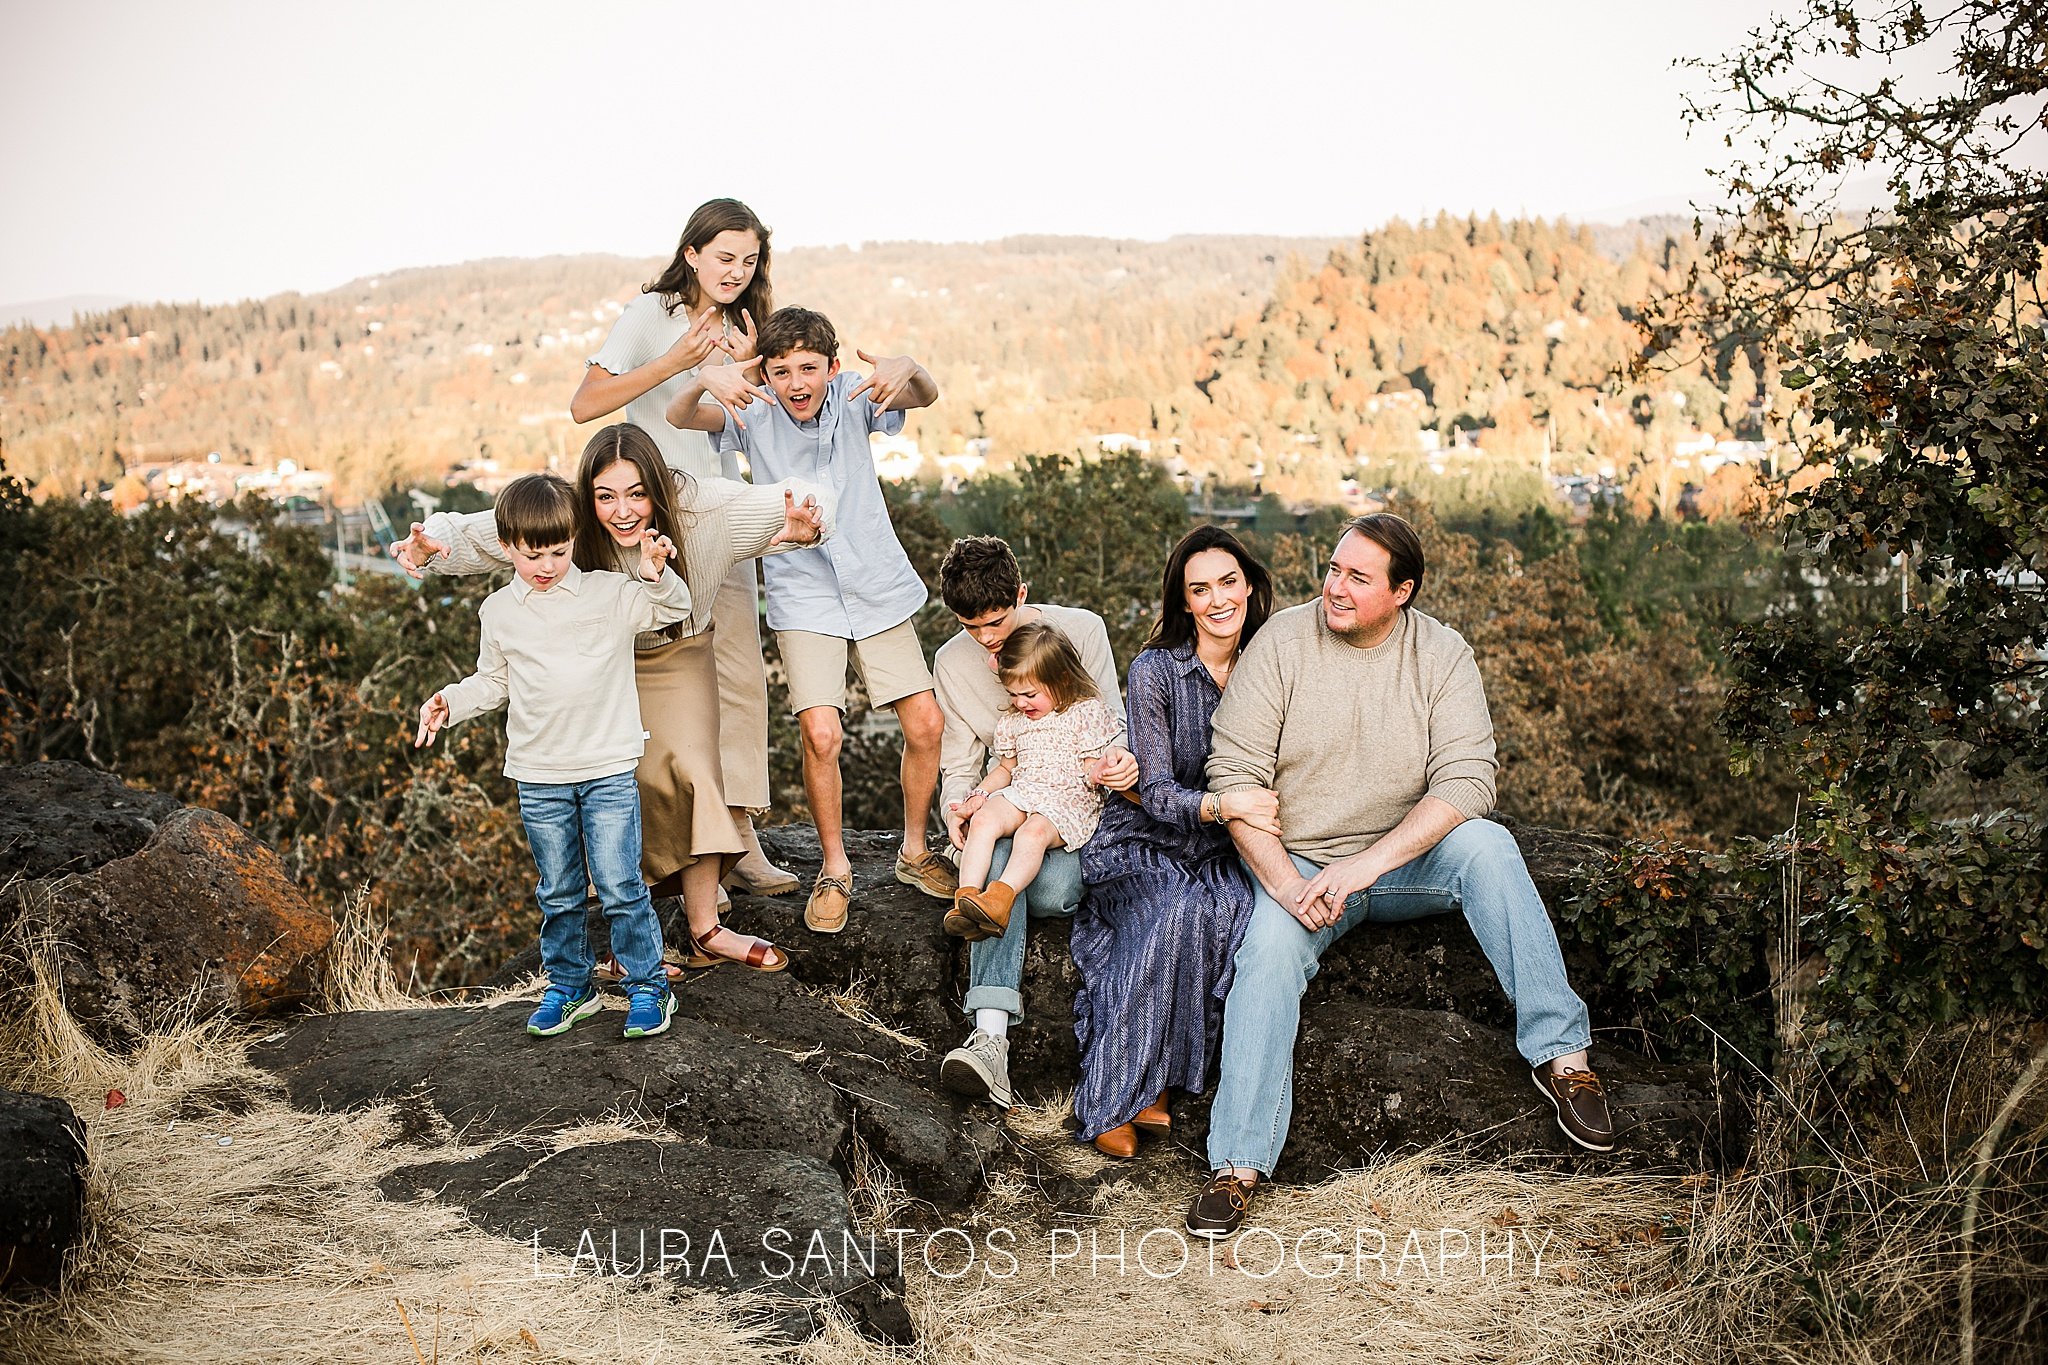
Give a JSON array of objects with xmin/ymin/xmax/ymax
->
[
  {"xmin": 805, "ymin": 872, "xmax": 852, "ymax": 934},
  {"xmin": 1533, "ymin": 1063, "xmax": 1616, "ymax": 1153},
  {"xmin": 894, "ymin": 847, "xmax": 959, "ymax": 900},
  {"xmin": 1185, "ymin": 1171, "xmax": 1257, "ymax": 1239}
]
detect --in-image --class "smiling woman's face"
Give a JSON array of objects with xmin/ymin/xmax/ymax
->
[
  {"xmin": 1183, "ymin": 546, "xmax": 1251, "ymax": 651},
  {"xmin": 591, "ymin": 459, "xmax": 655, "ymax": 545}
]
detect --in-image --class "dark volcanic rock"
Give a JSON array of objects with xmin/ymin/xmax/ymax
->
[
  {"xmin": 254, "ymin": 979, "xmax": 982, "ymax": 1341},
  {"xmin": 16, "ymin": 807, "xmax": 333, "ymax": 1042},
  {"xmin": 734, "ymin": 823, "xmax": 1655, "ymax": 1087},
  {"xmin": 0, "ymin": 761, "xmax": 182, "ymax": 887},
  {"xmin": 254, "ymin": 1001, "xmax": 848, "ymax": 1160},
  {"xmin": 1168, "ymin": 1005, "xmax": 1729, "ymax": 1182},
  {"xmin": 251, "ymin": 815, "xmax": 1738, "ymax": 1344},
  {"xmin": 732, "ymin": 828, "xmax": 964, "ymax": 1047},
  {"xmin": 0, "ymin": 1087, "xmax": 88, "ymax": 1291},
  {"xmin": 382, "ymin": 1139, "xmax": 912, "ymax": 1343},
  {"xmin": 674, "ymin": 968, "xmax": 1005, "ymax": 1210},
  {"xmin": 485, "ymin": 828, "xmax": 966, "ymax": 1052}
]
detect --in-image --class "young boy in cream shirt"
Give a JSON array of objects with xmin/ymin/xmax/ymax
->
[{"xmin": 415, "ymin": 472, "xmax": 691, "ymax": 1040}]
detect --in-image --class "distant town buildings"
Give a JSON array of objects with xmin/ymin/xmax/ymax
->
[
  {"xmin": 122, "ymin": 454, "xmax": 331, "ymax": 508},
  {"xmin": 871, "ymin": 434, "xmax": 988, "ymax": 487}
]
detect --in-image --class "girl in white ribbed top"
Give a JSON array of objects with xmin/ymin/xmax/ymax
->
[{"xmin": 565, "ymin": 197, "xmax": 797, "ymax": 897}]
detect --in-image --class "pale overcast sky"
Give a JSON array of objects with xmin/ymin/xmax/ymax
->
[{"xmin": 0, "ymin": 0, "xmax": 1785, "ymax": 307}]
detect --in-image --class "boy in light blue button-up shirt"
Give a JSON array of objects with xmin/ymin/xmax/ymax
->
[{"xmin": 667, "ymin": 307, "xmax": 958, "ymax": 933}]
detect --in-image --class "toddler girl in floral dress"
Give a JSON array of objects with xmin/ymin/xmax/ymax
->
[{"xmin": 944, "ymin": 621, "xmax": 1121, "ymax": 941}]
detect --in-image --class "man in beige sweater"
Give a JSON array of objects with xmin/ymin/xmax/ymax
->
[{"xmin": 1185, "ymin": 513, "xmax": 1612, "ymax": 1239}]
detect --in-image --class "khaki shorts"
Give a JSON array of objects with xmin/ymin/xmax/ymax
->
[{"xmin": 778, "ymin": 617, "xmax": 935, "ymax": 715}]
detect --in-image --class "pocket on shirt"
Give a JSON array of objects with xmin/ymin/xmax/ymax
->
[{"xmin": 569, "ymin": 616, "xmax": 619, "ymax": 658}]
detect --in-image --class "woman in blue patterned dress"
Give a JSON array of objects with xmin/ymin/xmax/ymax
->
[{"xmin": 1073, "ymin": 526, "xmax": 1281, "ymax": 1157}]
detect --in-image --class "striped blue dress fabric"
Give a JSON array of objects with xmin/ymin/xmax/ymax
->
[{"xmin": 1073, "ymin": 644, "xmax": 1256, "ymax": 1140}]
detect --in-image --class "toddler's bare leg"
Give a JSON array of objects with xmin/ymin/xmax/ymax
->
[
  {"xmin": 992, "ymin": 813, "xmax": 1063, "ymax": 894},
  {"xmin": 958, "ymin": 797, "xmax": 1027, "ymax": 889}
]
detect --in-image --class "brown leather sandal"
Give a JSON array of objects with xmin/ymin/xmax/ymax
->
[
  {"xmin": 690, "ymin": 924, "xmax": 789, "ymax": 973},
  {"xmin": 594, "ymin": 954, "xmax": 684, "ymax": 984}
]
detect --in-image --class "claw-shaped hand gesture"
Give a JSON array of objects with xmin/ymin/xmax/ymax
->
[
  {"xmin": 767, "ymin": 489, "xmax": 825, "ymax": 547},
  {"xmin": 700, "ymin": 355, "xmax": 770, "ymax": 429},
  {"xmin": 846, "ymin": 350, "xmax": 919, "ymax": 411},
  {"xmin": 664, "ymin": 304, "xmax": 728, "ymax": 374},
  {"xmin": 714, "ymin": 308, "xmax": 758, "ymax": 364},
  {"xmin": 637, "ymin": 532, "xmax": 678, "ymax": 582},
  {"xmin": 390, "ymin": 522, "xmax": 447, "ymax": 579}
]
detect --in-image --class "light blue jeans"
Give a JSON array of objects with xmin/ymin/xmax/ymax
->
[
  {"xmin": 1206, "ymin": 819, "xmax": 1592, "ymax": 1176},
  {"xmin": 517, "ymin": 771, "xmax": 665, "ymax": 996},
  {"xmin": 961, "ymin": 840, "xmax": 1085, "ymax": 1022}
]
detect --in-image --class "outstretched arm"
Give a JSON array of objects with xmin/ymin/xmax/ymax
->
[
  {"xmin": 571, "ymin": 303, "xmax": 727, "ymax": 423},
  {"xmin": 666, "ymin": 357, "xmax": 770, "ymax": 432},
  {"xmin": 428, "ymin": 623, "xmax": 509, "ymax": 738},
  {"xmin": 397, "ymin": 510, "xmax": 511, "ymax": 578}
]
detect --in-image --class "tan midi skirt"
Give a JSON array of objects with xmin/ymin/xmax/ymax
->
[
  {"xmin": 634, "ymin": 627, "xmax": 746, "ymax": 883},
  {"xmin": 709, "ymin": 561, "xmax": 772, "ymax": 813}
]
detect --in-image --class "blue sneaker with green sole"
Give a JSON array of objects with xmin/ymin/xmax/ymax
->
[
  {"xmin": 622, "ymin": 985, "xmax": 675, "ymax": 1038},
  {"xmin": 526, "ymin": 984, "xmax": 601, "ymax": 1037}
]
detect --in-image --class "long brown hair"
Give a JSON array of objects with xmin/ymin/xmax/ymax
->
[
  {"xmin": 998, "ymin": 621, "xmax": 1100, "ymax": 712},
  {"xmin": 1144, "ymin": 524, "xmax": 1274, "ymax": 654},
  {"xmin": 571, "ymin": 424, "xmax": 691, "ymax": 576},
  {"xmin": 644, "ymin": 198, "xmax": 773, "ymax": 323}
]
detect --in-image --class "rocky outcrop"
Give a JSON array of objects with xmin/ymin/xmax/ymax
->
[
  {"xmin": 252, "ymin": 966, "xmax": 1004, "ymax": 1341},
  {"xmin": 10, "ymin": 803, "xmax": 334, "ymax": 1043},
  {"xmin": 0, "ymin": 1088, "xmax": 88, "ymax": 1292},
  {"xmin": 484, "ymin": 820, "xmax": 1734, "ymax": 1175},
  {"xmin": 0, "ymin": 764, "xmax": 1728, "ymax": 1336},
  {"xmin": 725, "ymin": 822, "xmax": 1732, "ymax": 1173},
  {"xmin": 0, "ymin": 761, "xmax": 182, "ymax": 883}
]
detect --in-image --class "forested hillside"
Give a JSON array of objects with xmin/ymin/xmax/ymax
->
[
  {"xmin": 1180, "ymin": 214, "xmax": 1794, "ymax": 504},
  {"xmin": 3, "ymin": 220, "xmax": 1785, "ymax": 511},
  {"xmin": 0, "ymin": 236, "xmax": 1331, "ymax": 498}
]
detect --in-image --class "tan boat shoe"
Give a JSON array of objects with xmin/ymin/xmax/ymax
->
[
  {"xmin": 894, "ymin": 847, "xmax": 959, "ymax": 900},
  {"xmin": 805, "ymin": 871, "xmax": 853, "ymax": 934}
]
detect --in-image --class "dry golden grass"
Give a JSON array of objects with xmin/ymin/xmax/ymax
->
[
  {"xmin": 0, "ymin": 940, "xmax": 788, "ymax": 1364},
  {"xmin": 813, "ymin": 977, "xmax": 929, "ymax": 1059},
  {"xmin": 4, "ymin": 911, "xmax": 2043, "ymax": 1365},
  {"xmin": 321, "ymin": 891, "xmax": 547, "ymax": 1014}
]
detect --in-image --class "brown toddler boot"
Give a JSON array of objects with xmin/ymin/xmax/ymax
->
[{"xmin": 955, "ymin": 882, "xmax": 1016, "ymax": 941}]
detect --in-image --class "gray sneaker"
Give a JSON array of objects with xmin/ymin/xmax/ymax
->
[{"xmin": 940, "ymin": 1028, "xmax": 1014, "ymax": 1109}]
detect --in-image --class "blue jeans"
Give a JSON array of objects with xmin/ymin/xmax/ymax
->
[
  {"xmin": 1205, "ymin": 819, "xmax": 1592, "ymax": 1176},
  {"xmin": 517, "ymin": 771, "xmax": 665, "ymax": 995},
  {"xmin": 961, "ymin": 840, "xmax": 1085, "ymax": 1022}
]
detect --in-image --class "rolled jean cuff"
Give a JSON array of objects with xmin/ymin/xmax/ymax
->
[
  {"xmin": 1527, "ymin": 1037, "xmax": 1594, "ymax": 1070},
  {"xmin": 962, "ymin": 985, "xmax": 1023, "ymax": 1022},
  {"xmin": 1209, "ymin": 1158, "xmax": 1272, "ymax": 1179}
]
